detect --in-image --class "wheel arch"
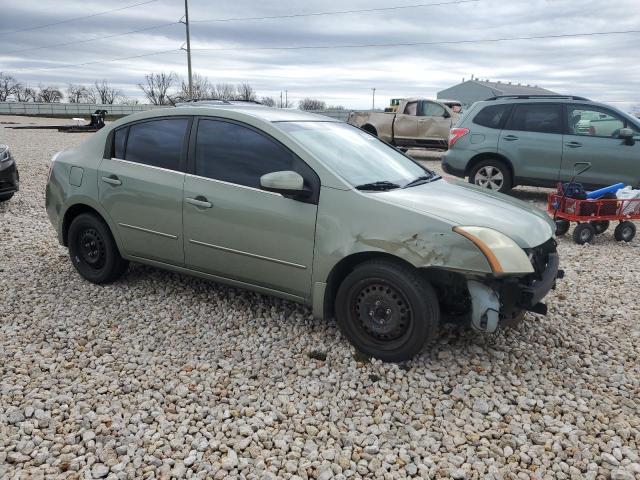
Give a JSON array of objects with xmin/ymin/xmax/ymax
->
[
  {"xmin": 62, "ymin": 202, "xmax": 119, "ymax": 248},
  {"xmin": 465, "ymin": 152, "xmax": 514, "ymax": 180},
  {"xmin": 361, "ymin": 124, "xmax": 378, "ymax": 136},
  {"xmin": 321, "ymin": 251, "xmax": 416, "ymax": 321}
]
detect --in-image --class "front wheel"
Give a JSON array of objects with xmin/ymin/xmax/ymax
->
[
  {"xmin": 614, "ymin": 221, "xmax": 636, "ymax": 242},
  {"xmin": 469, "ymin": 159, "xmax": 513, "ymax": 193},
  {"xmin": 335, "ymin": 259, "xmax": 439, "ymax": 362},
  {"xmin": 68, "ymin": 213, "xmax": 129, "ymax": 284}
]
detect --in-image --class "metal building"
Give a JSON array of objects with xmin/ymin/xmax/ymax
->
[{"xmin": 437, "ymin": 78, "xmax": 557, "ymax": 107}]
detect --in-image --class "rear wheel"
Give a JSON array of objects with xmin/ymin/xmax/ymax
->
[
  {"xmin": 614, "ymin": 221, "xmax": 636, "ymax": 242},
  {"xmin": 590, "ymin": 220, "xmax": 609, "ymax": 235},
  {"xmin": 335, "ymin": 259, "xmax": 439, "ymax": 362},
  {"xmin": 572, "ymin": 222, "xmax": 595, "ymax": 244},
  {"xmin": 469, "ymin": 159, "xmax": 513, "ymax": 193},
  {"xmin": 555, "ymin": 219, "xmax": 570, "ymax": 236},
  {"xmin": 68, "ymin": 213, "xmax": 128, "ymax": 284}
]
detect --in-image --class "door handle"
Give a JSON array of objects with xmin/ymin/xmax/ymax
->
[
  {"xmin": 566, "ymin": 141, "xmax": 583, "ymax": 148},
  {"xmin": 503, "ymin": 135, "xmax": 518, "ymax": 141},
  {"xmin": 101, "ymin": 175, "xmax": 122, "ymax": 186},
  {"xmin": 185, "ymin": 196, "xmax": 213, "ymax": 208}
]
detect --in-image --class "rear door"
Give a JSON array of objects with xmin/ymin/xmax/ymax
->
[
  {"xmin": 560, "ymin": 104, "xmax": 640, "ymax": 187},
  {"xmin": 182, "ymin": 118, "xmax": 319, "ymax": 298},
  {"xmin": 98, "ymin": 117, "xmax": 190, "ymax": 265},
  {"xmin": 498, "ymin": 103, "xmax": 564, "ymax": 184},
  {"xmin": 393, "ymin": 101, "xmax": 419, "ymax": 144}
]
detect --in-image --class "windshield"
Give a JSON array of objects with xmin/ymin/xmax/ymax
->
[{"xmin": 277, "ymin": 121, "xmax": 432, "ymax": 188}]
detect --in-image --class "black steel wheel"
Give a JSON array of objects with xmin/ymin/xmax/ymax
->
[
  {"xmin": 68, "ymin": 213, "xmax": 128, "ymax": 284},
  {"xmin": 335, "ymin": 259, "xmax": 439, "ymax": 362},
  {"xmin": 614, "ymin": 221, "xmax": 636, "ymax": 242},
  {"xmin": 555, "ymin": 219, "xmax": 570, "ymax": 236},
  {"xmin": 590, "ymin": 220, "xmax": 609, "ymax": 235},
  {"xmin": 572, "ymin": 222, "xmax": 595, "ymax": 244}
]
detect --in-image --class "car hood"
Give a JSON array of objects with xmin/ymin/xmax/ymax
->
[{"xmin": 373, "ymin": 178, "xmax": 554, "ymax": 248}]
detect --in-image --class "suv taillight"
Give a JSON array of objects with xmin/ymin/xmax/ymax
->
[{"xmin": 448, "ymin": 128, "xmax": 469, "ymax": 148}]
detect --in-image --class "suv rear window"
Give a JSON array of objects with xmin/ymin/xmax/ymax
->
[{"xmin": 473, "ymin": 104, "xmax": 511, "ymax": 129}]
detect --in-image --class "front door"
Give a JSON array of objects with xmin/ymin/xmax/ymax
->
[
  {"xmin": 98, "ymin": 117, "xmax": 190, "ymax": 265},
  {"xmin": 183, "ymin": 118, "xmax": 318, "ymax": 298},
  {"xmin": 560, "ymin": 104, "xmax": 640, "ymax": 187},
  {"xmin": 417, "ymin": 101, "xmax": 452, "ymax": 144},
  {"xmin": 498, "ymin": 103, "xmax": 564, "ymax": 184}
]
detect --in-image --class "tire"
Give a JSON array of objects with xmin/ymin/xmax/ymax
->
[
  {"xmin": 500, "ymin": 310, "xmax": 526, "ymax": 329},
  {"xmin": 468, "ymin": 159, "xmax": 513, "ymax": 193},
  {"xmin": 614, "ymin": 221, "xmax": 636, "ymax": 242},
  {"xmin": 0, "ymin": 192, "xmax": 14, "ymax": 202},
  {"xmin": 572, "ymin": 223, "xmax": 595, "ymax": 244},
  {"xmin": 555, "ymin": 219, "xmax": 570, "ymax": 236},
  {"xmin": 590, "ymin": 220, "xmax": 609, "ymax": 235},
  {"xmin": 362, "ymin": 125, "xmax": 378, "ymax": 137},
  {"xmin": 398, "ymin": 147, "xmax": 409, "ymax": 153},
  {"xmin": 335, "ymin": 259, "xmax": 440, "ymax": 362},
  {"xmin": 68, "ymin": 213, "xmax": 128, "ymax": 284}
]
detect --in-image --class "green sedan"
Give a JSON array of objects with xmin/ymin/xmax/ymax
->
[{"xmin": 46, "ymin": 105, "xmax": 561, "ymax": 361}]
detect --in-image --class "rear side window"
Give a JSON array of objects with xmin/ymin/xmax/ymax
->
[
  {"xmin": 195, "ymin": 119, "xmax": 307, "ymax": 189},
  {"xmin": 473, "ymin": 104, "xmax": 511, "ymax": 129},
  {"xmin": 125, "ymin": 118, "xmax": 189, "ymax": 171},
  {"xmin": 507, "ymin": 104, "xmax": 562, "ymax": 134},
  {"xmin": 113, "ymin": 127, "xmax": 127, "ymax": 159}
]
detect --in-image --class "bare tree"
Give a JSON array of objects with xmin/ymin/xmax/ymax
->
[
  {"xmin": 0, "ymin": 72, "xmax": 19, "ymax": 101},
  {"xmin": 15, "ymin": 84, "xmax": 37, "ymax": 102},
  {"xmin": 298, "ymin": 98, "xmax": 326, "ymax": 111},
  {"xmin": 211, "ymin": 83, "xmax": 236, "ymax": 101},
  {"xmin": 138, "ymin": 72, "xmax": 177, "ymax": 105},
  {"xmin": 235, "ymin": 82, "xmax": 256, "ymax": 101},
  {"xmin": 67, "ymin": 83, "xmax": 93, "ymax": 103},
  {"xmin": 260, "ymin": 96, "xmax": 276, "ymax": 107},
  {"xmin": 119, "ymin": 98, "xmax": 140, "ymax": 106},
  {"xmin": 175, "ymin": 73, "xmax": 211, "ymax": 102},
  {"xmin": 327, "ymin": 105, "xmax": 346, "ymax": 110},
  {"xmin": 93, "ymin": 80, "xmax": 121, "ymax": 104},
  {"xmin": 37, "ymin": 84, "xmax": 63, "ymax": 103}
]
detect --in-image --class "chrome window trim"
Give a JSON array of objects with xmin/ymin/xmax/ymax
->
[
  {"xmin": 188, "ymin": 239, "xmax": 307, "ymax": 270},
  {"xmin": 110, "ymin": 157, "xmax": 185, "ymax": 175},
  {"xmin": 185, "ymin": 173, "xmax": 281, "ymax": 196}
]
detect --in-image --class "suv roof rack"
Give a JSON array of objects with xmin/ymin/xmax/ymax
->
[
  {"xmin": 486, "ymin": 94, "xmax": 590, "ymax": 101},
  {"xmin": 175, "ymin": 98, "xmax": 263, "ymax": 106}
]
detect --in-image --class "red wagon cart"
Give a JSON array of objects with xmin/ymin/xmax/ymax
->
[{"xmin": 547, "ymin": 191, "xmax": 640, "ymax": 244}]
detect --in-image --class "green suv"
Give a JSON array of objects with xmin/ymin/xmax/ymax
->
[
  {"xmin": 442, "ymin": 95, "xmax": 640, "ymax": 193},
  {"xmin": 46, "ymin": 105, "xmax": 560, "ymax": 361}
]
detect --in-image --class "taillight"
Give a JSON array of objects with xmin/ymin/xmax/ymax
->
[{"xmin": 448, "ymin": 128, "xmax": 470, "ymax": 148}]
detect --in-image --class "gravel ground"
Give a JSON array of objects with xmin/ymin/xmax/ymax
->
[{"xmin": 1, "ymin": 115, "xmax": 639, "ymax": 480}]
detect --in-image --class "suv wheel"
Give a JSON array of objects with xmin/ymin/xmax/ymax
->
[
  {"xmin": 469, "ymin": 159, "xmax": 513, "ymax": 193},
  {"xmin": 335, "ymin": 259, "xmax": 439, "ymax": 362},
  {"xmin": 68, "ymin": 213, "xmax": 129, "ymax": 284}
]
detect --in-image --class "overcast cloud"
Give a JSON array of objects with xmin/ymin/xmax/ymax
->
[{"xmin": 1, "ymin": 0, "xmax": 639, "ymax": 110}]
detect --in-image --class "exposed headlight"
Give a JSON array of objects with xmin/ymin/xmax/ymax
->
[
  {"xmin": 0, "ymin": 145, "xmax": 10, "ymax": 162},
  {"xmin": 453, "ymin": 226, "xmax": 534, "ymax": 274}
]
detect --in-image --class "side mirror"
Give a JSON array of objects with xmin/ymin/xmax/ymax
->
[
  {"xmin": 619, "ymin": 128, "xmax": 636, "ymax": 145},
  {"xmin": 260, "ymin": 171, "xmax": 310, "ymax": 198}
]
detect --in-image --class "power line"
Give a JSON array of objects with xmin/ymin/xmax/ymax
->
[
  {"xmin": 191, "ymin": 29, "xmax": 640, "ymax": 52},
  {"xmin": 0, "ymin": 0, "xmax": 160, "ymax": 36},
  {"xmin": 3, "ymin": 22, "xmax": 180, "ymax": 55},
  {"xmin": 10, "ymin": 49, "xmax": 181, "ymax": 72},
  {"xmin": 191, "ymin": 0, "xmax": 478, "ymax": 23}
]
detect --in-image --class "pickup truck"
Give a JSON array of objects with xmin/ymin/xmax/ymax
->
[{"xmin": 348, "ymin": 98, "xmax": 460, "ymax": 150}]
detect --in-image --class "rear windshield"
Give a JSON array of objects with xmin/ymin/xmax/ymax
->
[{"xmin": 473, "ymin": 104, "xmax": 511, "ymax": 129}]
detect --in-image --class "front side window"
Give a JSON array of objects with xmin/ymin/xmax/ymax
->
[
  {"xmin": 420, "ymin": 101, "xmax": 445, "ymax": 117},
  {"xmin": 195, "ymin": 119, "xmax": 306, "ymax": 189},
  {"xmin": 278, "ymin": 121, "xmax": 430, "ymax": 188},
  {"xmin": 404, "ymin": 102, "xmax": 418, "ymax": 116},
  {"xmin": 507, "ymin": 104, "xmax": 562, "ymax": 134},
  {"xmin": 567, "ymin": 106, "xmax": 625, "ymax": 137},
  {"xmin": 124, "ymin": 118, "xmax": 189, "ymax": 171},
  {"xmin": 473, "ymin": 104, "xmax": 511, "ymax": 129}
]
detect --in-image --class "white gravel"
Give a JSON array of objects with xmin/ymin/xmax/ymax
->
[{"xmin": 1, "ymin": 115, "xmax": 639, "ymax": 479}]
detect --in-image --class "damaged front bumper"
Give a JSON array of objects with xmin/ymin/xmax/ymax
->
[{"xmin": 468, "ymin": 239, "xmax": 562, "ymax": 333}]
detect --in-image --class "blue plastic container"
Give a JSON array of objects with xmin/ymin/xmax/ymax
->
[{"xmin": 586, "ymin": 183, "xmax": 625, "ymax": 199}]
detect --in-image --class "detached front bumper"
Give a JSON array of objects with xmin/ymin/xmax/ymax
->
[{"xmin": 0, "ymin": 159, "xmax": 19, "ymax": 195}]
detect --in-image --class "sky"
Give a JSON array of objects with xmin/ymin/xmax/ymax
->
[{"xmin": 1, "ymin": 0, "xmax": 639, "ymax": 110}]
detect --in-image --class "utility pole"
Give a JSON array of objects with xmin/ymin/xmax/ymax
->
[
  {"xmin": 371, "ymin": 88, "xmax": 376, "ymax": 110},
  {"xmin": 181, "ymin": 0, "xmax": 193, "ymax": 98},
  {"xmin": 280, "ymin": 91, "xmax": 283, "ymax": 108},
  {"xmin": 285, "ymin": 89, "xmax": 288, "ymax": 108}
]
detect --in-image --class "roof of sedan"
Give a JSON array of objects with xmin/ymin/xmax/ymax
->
[{"xmin": 172, "ymin": 104, "xmax": 338, "ymax": 122}]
